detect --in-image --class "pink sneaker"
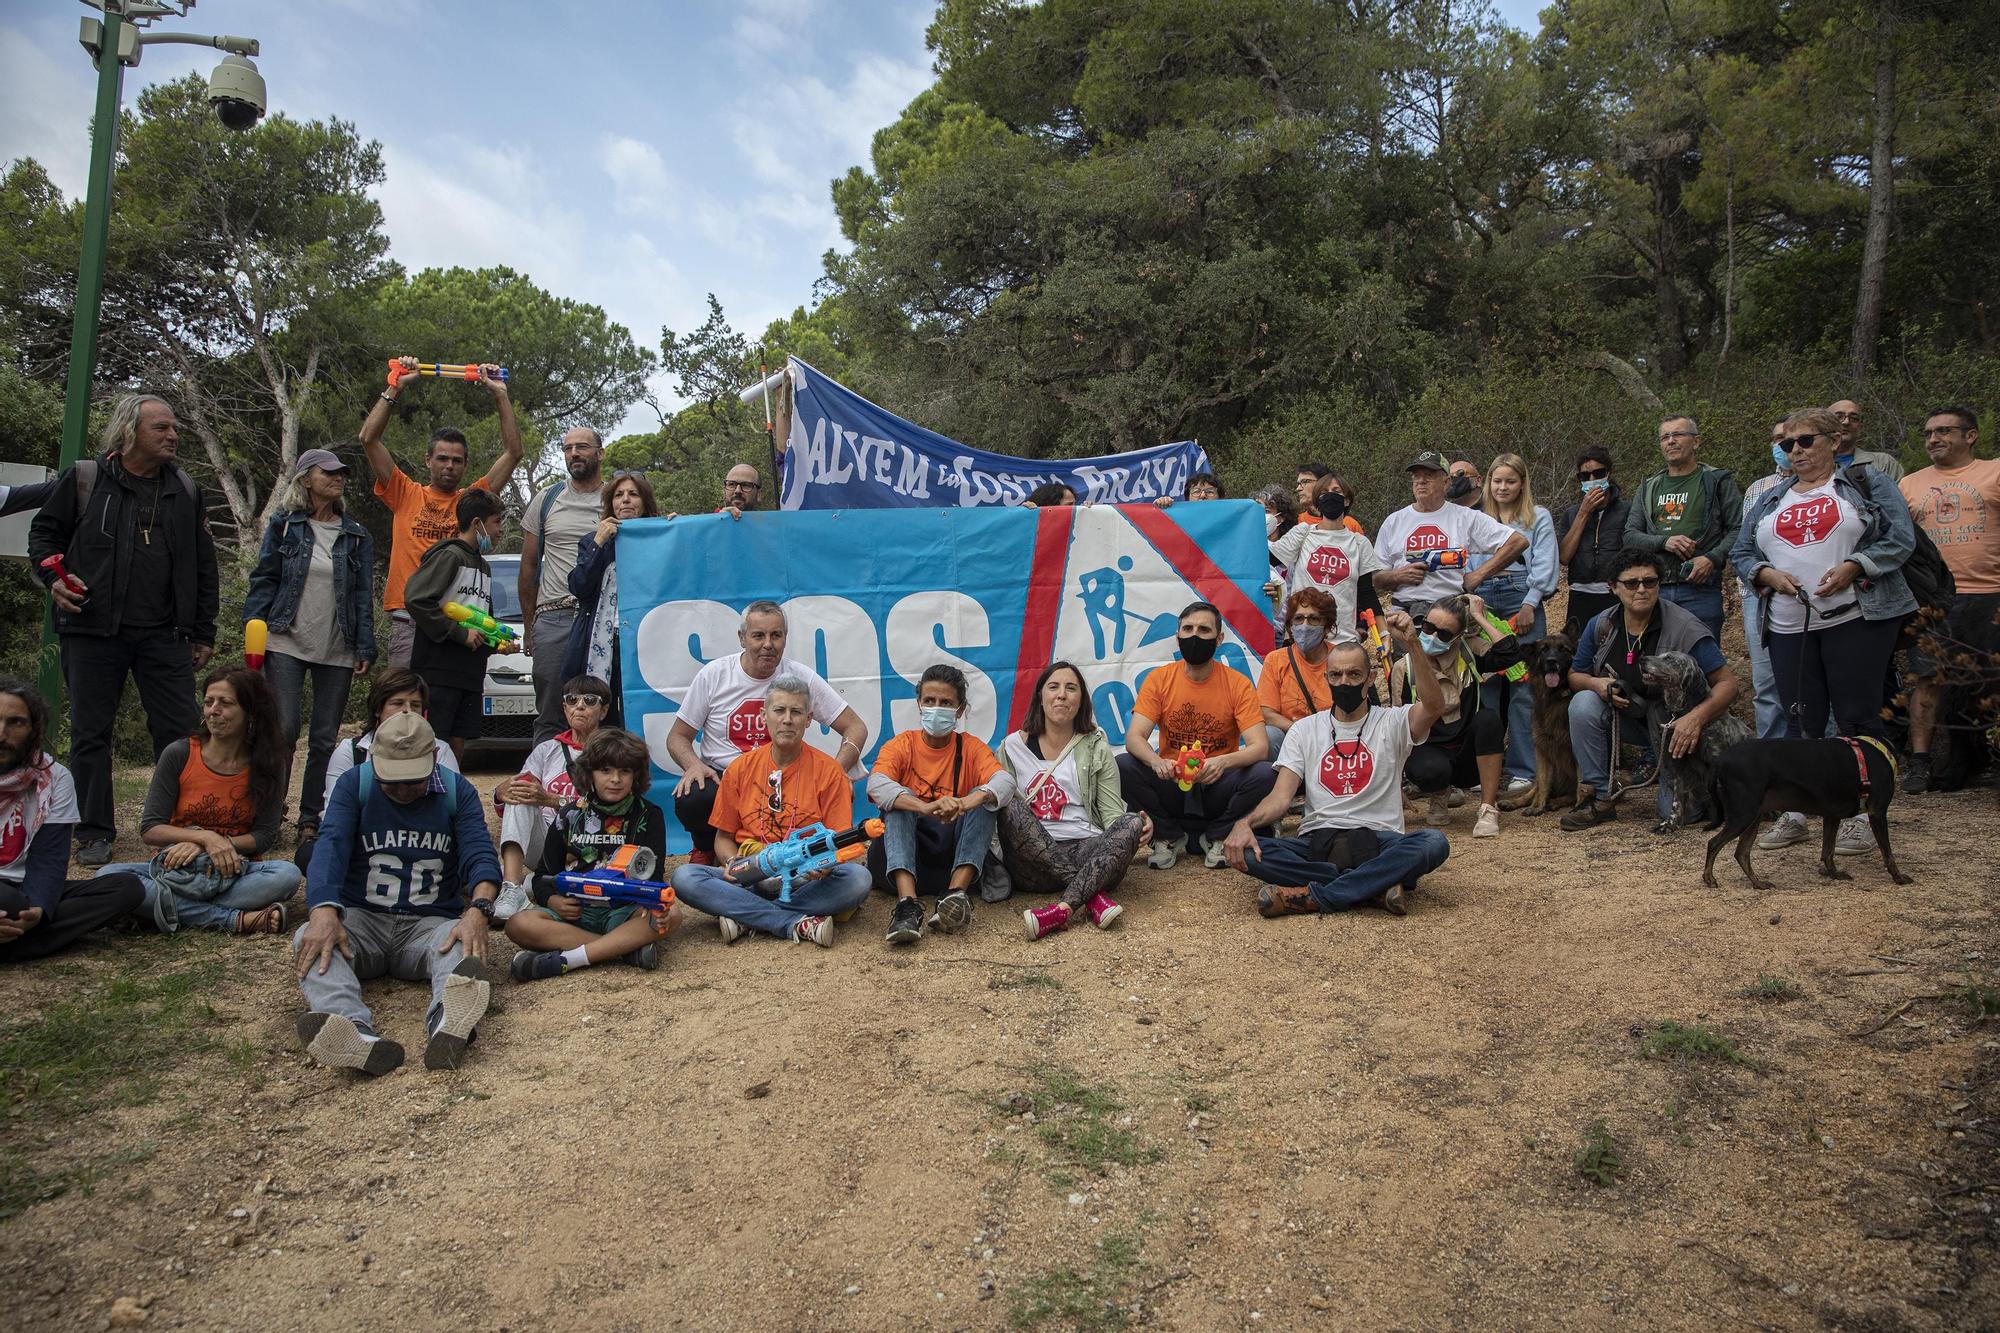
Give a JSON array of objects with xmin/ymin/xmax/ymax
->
[
  {"xmin": 1021, "ymin": 902, "xmax": 1071, "ymax": 940},
  {"xmin": 1084, "ymin": 892, "xmax": 1123, "ymax": 930}
]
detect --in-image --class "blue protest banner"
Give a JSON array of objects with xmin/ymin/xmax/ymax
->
[
  {"xmin": 777, "ymin": 357, "xmax": 1211, "ymax": 510},
  {"xmin": 618, "ymin": 501, "xmax": 1273, "ymax": 851}
]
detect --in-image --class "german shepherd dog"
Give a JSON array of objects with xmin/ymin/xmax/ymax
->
[
  {"xmin": 1701, "ymin": 737, "xmax": 1912, "ymax": 890},
  {"xmin": 1499, "ymin": 632, "xmax": 1578, "ymax": 817},
  {"xmin": 1639, "ymin": 651, "xmax": 1751, "ymax": 833}
]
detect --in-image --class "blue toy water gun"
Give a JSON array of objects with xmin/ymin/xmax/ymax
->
[
  {"xmin": 539, "ymin": 845, "xmax": 676, "ymax": 912},
  {"xmin": 723, "ymin": 818, "xmax": 885, "ymax": 905}
]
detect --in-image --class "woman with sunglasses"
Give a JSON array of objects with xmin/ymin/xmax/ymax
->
[
  {"xmin": 563, "ymin": 472, "xmax": 660, "ymax": 725},
  {"xmin": 1733, "ymin": 407, "xmax": 1918, "ymax": 854},
  {"xmin": 1556, "ymin": 446, "xmax": 1631, "ymax": 634},
  {"xmin": 495, "ymin": 675, "xmax": 611, "ymax": 918}
]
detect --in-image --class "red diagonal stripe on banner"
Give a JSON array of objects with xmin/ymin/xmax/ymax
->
[
  {"xmin": 1009, "ymin": 504, "xmax": 1076, "ymax": 731},
  {"xmin": 1118, "ymin": 503, "xmax": 1276, "ymax": 655}
]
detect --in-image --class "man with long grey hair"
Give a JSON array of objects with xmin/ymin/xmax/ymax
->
[{"xmin": 29, "ymin": 393, "xmax": 218, "ymax": 866}]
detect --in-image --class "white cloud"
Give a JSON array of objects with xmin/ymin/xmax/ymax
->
[
  {"xmin": 598, "ymin": 134, "xmax": 676, "ymax": 216},
  {"xmin": 0, "ymin": 26, "xmax": 94, "ymax": 198}
]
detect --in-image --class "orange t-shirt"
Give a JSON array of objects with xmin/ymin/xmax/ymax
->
[
  {"xmin": 1256, "ymin": 647, "xmax": 1329, "ymax": 722},
  {"xmin": 1133, "ymin": 661, "xmax": 1262, "ymax": 758},
  {"xmin": 175, "ymin": 738, "xmax": 255, "ymax": 837},
  {"xmin": 375, "ymin": 468, "xmax": 495, "ymax": 611},
  {"xmin": 710, "ymin": 743, "xmax": 854, "ymax": 850},
  {"xmin": 872, "ymin": 730, "xmax": 1003, "ymax": 801},
  {"xmin": 1901, "ymin": 458, "xmax": 2000, "ymax": 593}
]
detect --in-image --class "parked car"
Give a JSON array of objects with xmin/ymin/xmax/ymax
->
[{"xmin": 474, "ymin": 553, "xmax": 535, "ymax": 751}]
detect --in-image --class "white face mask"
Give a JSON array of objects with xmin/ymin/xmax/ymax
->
[{"xmin": 1265, "ymin": 512, "xmax": 1280, "ymax": 536}]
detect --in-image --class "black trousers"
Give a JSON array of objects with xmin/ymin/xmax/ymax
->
[
  {"xmin": 1406, "ymin": 708, "xmax": 1504, "ymax": 793},
  {"xmin": 0, "ymin": 873, "xmax": 143, "ymax": 962},
  {"xmin": 1564, "ymin": 590, "xmax": 1619, "ymax": 637},
  {"xmin": 1115, "ymin": 753, "xmax": 1278, "ymax": 843},
  {"xmin": 674, "ymin": 780, "xmax": 721, "ymax": 858},
  {"xmin": 61, "ymin": 630, "xmax": 199, "ymax": 842}
]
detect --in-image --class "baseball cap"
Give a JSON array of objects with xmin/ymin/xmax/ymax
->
[
  {"xmin": 370, "ymin": 712, "xmax": 437, "ymax": 783},
  {"xmin": 1406, "ymin": 450, "xmax": 1449, "ymax": 473},
  {"xmin": 295, "ymin": 448, "xmax": 349, "ymax": 475}
]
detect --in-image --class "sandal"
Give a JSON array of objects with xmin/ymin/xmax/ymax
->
[{"xmin": 238, "ymin": 903, "xmax": 289, "ymax": 935}]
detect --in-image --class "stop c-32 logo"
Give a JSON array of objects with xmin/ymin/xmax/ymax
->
[
  {"xmin": 1405, "ymin": 525, "xmax": 1449, "ymax": 554},
  {"xmin": 1319, "ymin": 741, "xmax": 1374, "ymax": 797},
  {"xmin": 1775, "ymin": 496, "xmax": 1840, "ymax": 547},
  {"xmin": 727, "ymin": 700, "xmax": 769, "ymax": 751},
  {"xmin": 1028, "ymin": 777, "xmax": 1067, "ymax": 821},
  {"xmin": 1306, "ymin": 545, "xmax": 1351, "ymax": 586}
]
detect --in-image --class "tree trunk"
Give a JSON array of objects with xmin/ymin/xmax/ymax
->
[
  {"xmin": 1591, "ymin": 351, "xmax": 1665, "ymax": 415},
  {"xmin": 1847, "ymin": 34, "xmax": 1898, "ymax": 380}
]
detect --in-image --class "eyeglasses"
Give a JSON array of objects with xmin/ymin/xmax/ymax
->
[
  {"xmin": 1616, "ymin": 576, "xmax": 1661, "ymax": 590},
  {"xmin": 1290, "ymin": 616, "xmax": 1326, "ymax": 628},
  {"xmin": 725, "ymin": 480, "xmax": 762, "ymax": 491},
  {"xmin": 562, "ymin": 693, "xmax": 606, "ymax": 707},
  {"xmin": 1778, "ymin": 433, "xmax": 1822, "ymax": 452},
  {"xmin": 1922, "ymin": 425, "xmax": 1964, "ymax": 437},
  {"xmin": 1832, "ymin": 410, "xmax": 1863, "ymax": 423},
  {"xmin": 1577, "ymin": 468, "xmax": 1608, "ymax": 480}
]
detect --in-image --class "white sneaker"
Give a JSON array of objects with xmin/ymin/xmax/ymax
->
[
  {"xmin": 1146, "ymin": 835, "xmax": 1187, "ymax": 870},
  {"xmin": 1426, "ymin": 793, "xmax": 1452, "ymax": 827},
  {"xmin": 792, "ymin": 915, "xmax": 834, "ymax": 947},
  {"xmin": 1835, "ymin": 816, "xmax": 1875, "ymax": 856},
  {"xmin": 718, "ymin": 916, "xmax": 753, "ymax": 944},
  {"xmin": 1499, "ymin": 776, "xmax": 1534, "ymax": 798},
  {"xmin": 1200, "ymin": 835, "xmax": 1227, "ymax": 869},
  {"xmin": 491, "ymin": 879, "xmax": 531, "ymax": 923},
  {"xmin": 1472, "ymin": 804, "xmax": 1500, "ymax": 838},
  {"xmin": 1756, "ymin": 812, "xmax": 1810, "ymax": 850}
]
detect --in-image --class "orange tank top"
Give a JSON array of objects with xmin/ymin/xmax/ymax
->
[{"xmin": 175, "ymin": 737, "xmax": 256, "ymax": 838}]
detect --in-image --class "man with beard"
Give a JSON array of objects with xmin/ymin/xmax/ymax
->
[
  {"xmin": 519, "ymin": 427, "xmax": 607, "ymax": 744},
  {"xmin": 0, "ymin": 679, "xmax": 143, "ymax": 962}
]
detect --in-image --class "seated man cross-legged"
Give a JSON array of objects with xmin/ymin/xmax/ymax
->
[
  {"xmin": 1223, "ymin": 613, "xmax": 1452, "ymax": 916},
  {"xmin": 1116, "ymin": 600, "xmax": 1278, "ymax": 869},
  {"xmin": 868, "ymin": 665, "xmax": 1014, "ymax": 946},
  {"xmin": 669, "ymin": 676, "xmax": 872, "ymax": 947},
  {"xmin": 293, "ymin": 713, "xmax": 500, "ymax": 1076}
]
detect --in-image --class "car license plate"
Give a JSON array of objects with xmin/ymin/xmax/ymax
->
[{"xmin": 484, "ymin": 696, "xmax": 535, "ymax": 716}]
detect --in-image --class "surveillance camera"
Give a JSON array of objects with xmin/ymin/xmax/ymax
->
[{"xmin": 207, "ymin": 54, "xmax": 265, "ymax": 132}]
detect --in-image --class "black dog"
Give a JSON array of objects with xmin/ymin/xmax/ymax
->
[
  {"xmin": 1639, "ymin": 651, "xmax": 1750, "ymax": 833},
  {"xmin": 1701, "ymin": 737, "xmax": 1912, "ymax": 890},
  {"xmin": 1499, "ymin": 632, "xmax": 1577, "ymax": 816}
]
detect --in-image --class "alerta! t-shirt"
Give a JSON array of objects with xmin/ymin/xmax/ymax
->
[
  {"xmin": 1373, "ymin": 503, "xmax": 1518, "ymax": 607},
  {"xmin": 678, "ymin": 654, "xmax": 851, "ymax": 775},
  {"xmin": 1902, "ymin": 457, "xmax": 2000, "ymax": 593},
  {"xmin": 375, "ymin": 468, "xmax": 494, "ymax": 612},
  {"xmin": 1649, "ymin": 473, "xmax": 1706, "ymax": 542},
  {"xmin": 1276, "ymin": 704, "xmax": 1415, "ymax": 836},
  {"xmin": 872, "ymin": 730, "xmax": 1003, "ymax": 801},
  {"xmin": 1133, "ymin": 661, "xmax": 1262, "ymax": 760},
  {"xmin": 709, "ymin": 742, "xmax": 854, "ymax": 851}
]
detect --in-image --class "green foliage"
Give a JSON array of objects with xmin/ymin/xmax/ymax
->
[
  {"xmin": 1574, "ymin": 1120, "xmax": 1625, "ymax": 1188},
  {"xmin": 997, "ymin": 1065, "xmax": 1164, "ymax": 1182},
  {"xmin": 1008, "ymin": 1226, "xmax": 1149, "ymax": 1331},
  {"xmin": 1946, "ymin": 979, "xmax": 2000, "ymax": 1020},
  {"xmin": 1639, "ymin": 1021, "xmax": 1756, "ymax": 1068},
  {"xmin": 1744, "ymin": 974, "xmax": 1802, "ymax": 1002}
]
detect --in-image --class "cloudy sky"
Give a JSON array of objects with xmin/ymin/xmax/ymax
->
[{"xmin": 0, "ymin": 0, "xmax": 1543, "ymax": 436}]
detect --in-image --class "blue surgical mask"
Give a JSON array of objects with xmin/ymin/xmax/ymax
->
[
  {"xmin": 1581, "ymin": 478, "xmax": 1610, "ymax": 495},
  {"xmin": 919, "ymin": 706, "xmax": 958, "ymax": 738},
  {"xmin": 475, "ymin": 529, "xmax": 494, "ymax": 555},
  {"xmin": 1770, "ymin": 443, "xmax": 1791, "ymax": 474},
  {"xmin": 1419, "ymin": 630, "xmax": 1452, "ymax": 658},
  {"xmin": 1290, "ymin": 623, "xmax": 1326, "ymax": 652}
]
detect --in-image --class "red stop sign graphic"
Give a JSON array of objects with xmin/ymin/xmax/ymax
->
[
  {"xmin": 1319, "ymin": 741, "xmax": 1375, "ymax": 797},
  {"xmin": 1305, "ymin": 544, "xmax": 1351, "ymax": 586},
  {"xmin": 1405, "ymin": 524, "xmax": 1449, "ymax": 554},
  {"xmin": 1774, "ymin": 495, "xmax": 1841, "ymax": 547},
  {"xmin": 1028, "ymin": 777, "xmax": 1068, "ymax": 821},
  {"xmin": 727, "ymin": 700, "xmax": 769, "ymax": 751}
]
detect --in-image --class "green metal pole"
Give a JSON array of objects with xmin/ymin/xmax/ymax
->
[{"xmin": 39, "ymin": 5, "xmax": 128, "ymax": 705}]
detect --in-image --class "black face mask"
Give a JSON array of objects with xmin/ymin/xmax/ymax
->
[
  {"xmin": 1177, "ymin": 634, "xmax": 1218, "ymax": 666},
  {"xmin": 1330, "ymin": 682, "xmax": 1367, "ymax": 713},
  {"xmin": 1314, "ymin": 491, "xmax": 1348, "ymax": 523}
]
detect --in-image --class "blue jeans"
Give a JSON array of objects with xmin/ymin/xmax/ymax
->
[
  {"xmin": 1240, "ymin": 830, "xmax": 1450, "ymax": 911},
  {"xmin": 101, "ymin": 859, "xmax": 303, "ymax": 932},
  {"xmin": 1566, "ymin": 691, "xmax": 1671, "ymax": 821},
  {"xmin": 883, "ymin": 804, "xmax": 996, "ymax": 884},
  {"xmin": 1477, "ymin": 602, "xmax": 1545, "ymax": 781},
  {"xmin": 669, "ymin": 861, "xmax": 872, "ymax": 938},
  {"xmin": 1660, "ymin": 580, "xmax": 1725, "ymax": 641},
  {"xmin": 1740, "ymin": 592, "xmax": 1787, "ymax": 740},
  {"xmin": 265, "ymin": 650, "xmax": 355, "ymax": 824}
]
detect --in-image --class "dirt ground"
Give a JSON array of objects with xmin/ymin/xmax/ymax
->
[{"xmin": 2, "ymin": 728, "xmax": 1996, "ymax": 1332}]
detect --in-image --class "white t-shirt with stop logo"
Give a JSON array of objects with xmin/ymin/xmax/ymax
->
[
  {"xmin": 1268, "ymin": 525, "xmax": 1386, "ymax": 636},
  {"xmin": 1276, "ymin": 704, "xmax": 1415, "ymax": 836},
  {"xmin": 678, "ymin": 654, "xmax": 851, "ymax": 774},
  {"xmin": 1001, "ymin": 733, "xmax": 1097, "ymax": 841},
  {"xmin": 1373, "ymin": 503, "xmax": 1519, "ymax": 608},
  {"xmin": 1757, "ymin": 482, "xmax": 1864, "ymax": 633}
]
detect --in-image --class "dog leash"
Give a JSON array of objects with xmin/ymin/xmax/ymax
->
[{"xmin": 1842, "ymin": 735, "xmax": 1898, "ymax": 796}]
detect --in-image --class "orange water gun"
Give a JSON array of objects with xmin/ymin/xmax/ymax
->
[
  {"xmin": 386, "ymin": 360, "xmax": 510, "ymax": 387},
  {"xmin": 1173, "ymin": 742, "xmax": 1207, "ymax": 792}
]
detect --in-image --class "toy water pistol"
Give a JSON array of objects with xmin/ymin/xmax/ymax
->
[
  {"xmin": 39, "ymin": 554, "xmax": 88, "ymax": 607},
  {"xmin": 724, "ymin": 818, "xmax": 885, "ymax": 906},
  {"xmin": 243, "ymin": 618, "xmax": 267, "ymax": 671},
  {"xmin": 1173, "ymin": 742, "xmax": 1207, "ymax": 792},
  {"xmin": 444, "ymin": 601, "xmax": 518, "ymax": 652},
  {"xmin": 1476, "ymin": 607, "xmax": 1529, "ymax": 683},
  {"xmin": 547, "ymin": 845, "xmax": 677, "ymax": 913},
  {"xmin": 386, "ymin": 360, "xmax": 510, "ymax": 387},
  {"xmin": 1358, "ymin": 608, "xmax": 1391, "ymax": 689},
  {"xmin": 1405, "ymin": 548, "xmax": 1467, "ymax": 572}
]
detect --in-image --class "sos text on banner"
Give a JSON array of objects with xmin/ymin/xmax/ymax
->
[
  {"xmin": 777, "ymin": 357, "xmax": 1211, "ymax": 510},
  {"xmin": 618, "ymin": 502, "xmax": 1273, "ymax": 851}
]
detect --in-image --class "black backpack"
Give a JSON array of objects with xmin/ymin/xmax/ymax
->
[{"xmin": 1847, "ymin": 464, "xmax": 1955, "ymax": 611}]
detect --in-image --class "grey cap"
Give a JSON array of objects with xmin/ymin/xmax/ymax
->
[{"xmin": 295, "ymin": 448, "xmax": 349, "ymax": 475}]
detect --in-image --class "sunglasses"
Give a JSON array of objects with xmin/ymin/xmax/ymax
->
[
  {"xmin": 766, "ymin": 770, "xmax": 783, "ymax": 815},
  {"xmin": 1423, "ymin": 623, "xmax": 1460, "ymax": 642},
  {"xmin": 1577, "ymin": 467, "xmax": 1608, "ymax": 480},
  {"xmin": 562, "ymin": 693, "xmax": 607, "ymax": 707},
  {"xmin": 1617, "ymin": 576, "xmax": 1661, "ymax": 590},
  {"xmin": 1778, "ymin": 433, "xmax": 1822, "ymax": 452}
]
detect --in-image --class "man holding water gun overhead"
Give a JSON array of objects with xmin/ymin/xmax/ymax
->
[
  {"xmin": 1116, "ymin": 602, "xmax": 1277, "ymax": 872},
  {"xmin": 669, "ymin": 676, "xmax": 872, "ymax": 947},
  {"xmin": 404, "ymin": 490, "xmax": 506, "ymax": 763},
  {"xmin": 361, "ymin": 356, "xmax": 523, "ymax": 668}
]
